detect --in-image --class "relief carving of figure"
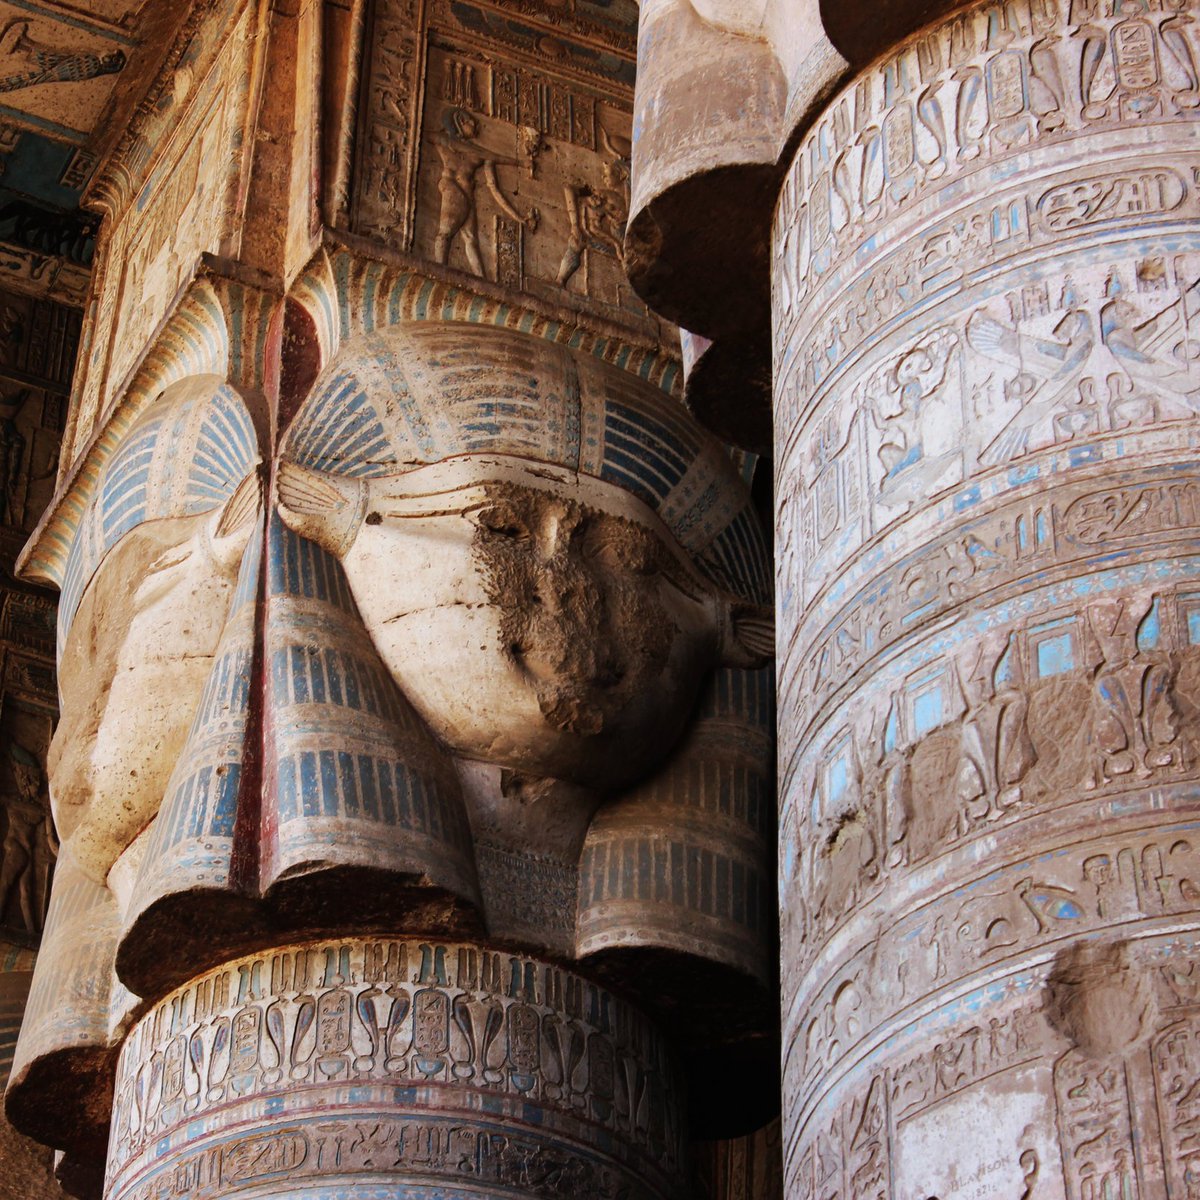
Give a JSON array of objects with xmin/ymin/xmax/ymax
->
[
  {"xmin": 870, "ymin": 326, "xmax": 961, "ymax": 509},
  {"xmin": 968, "ymin": 274, "xmax": 1200, "ymax": 470},
  {"xmin": 857, "ymin": 697, "xmax": 912, "ymax": 873},
  {"xmin": 0, "ymin": 739, "xmax": 55, "ymax": 936},
  {"xmin": 967, "ymin": 305, "xmax": 1095, "ymax": 466},
  {"xmin": 0, "ymin": 21, "xmax": 125, "ymax": 93},
  {"xmin": 955, "ymin": 630, "xmax": 1037, "ymax": 830},
  {"xmin": 1099, "ymin": 275, "xmax": 1200, "ymax": 412},
  {"xmin": 1086, "ymin": 594, "xmax": 1181, "ymax": 786},
  {"xmin": 431, "ymin": 107, "xmax": 538, "ymax": 279},
  {"xmin": 0, "ymin": 386, "xmax": 27, "ymax": 525},
  {"xmin": 556, "ymin": 127, "xmax": 631, "ymax": 289}
]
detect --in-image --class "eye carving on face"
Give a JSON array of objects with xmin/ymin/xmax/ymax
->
[
  {"xmin": 473, "ymin": 500, "xmax": 532, "ymax": 543},
  {"xmin": 582, "ymin": 515, "xmax": 661, "ymax": 577},
  {"xmin": 472, "ymin": 493, "xmax": 663, "ymax": 576}
]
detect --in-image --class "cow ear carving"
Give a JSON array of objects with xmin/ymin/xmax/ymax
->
[
  {"xmin": 718, "ymin": 600, "xmax": 775, "ymax": 669},
  {"xmin": 275, "ymin": 460, "xmax": 369, "ymax": 558},
  {"xmin": 206, "ymin": 467, "xmax": 262, "ymax": 571}
]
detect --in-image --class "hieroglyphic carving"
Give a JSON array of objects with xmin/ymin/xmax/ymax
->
[
  {"xmin": 784, "ymin": 580, "xmax": 1200, "ymax": 973},
  {"xmin": 67, "ymin": 1, "xmax": 255, "ymax": 460},
  {"xmin": 781, "ymin": 467, "xmax": 1200, "ymax": 759},
  {"xmin": 784, "ymin": 822, "xmax": 1200, "ymax": 1173},
  {"xmin": 776, "ymin": 7, "xmax": 1200, "ymax": 1169},
  {"xmin": 351, "ymin": 0, "xmax": 424, "ymax": 248},
  {"xmin": 0, "ymin": 242, "xmax": 89, "ymax": 307},
  {"xmin": 780, "ymin": 252, "xmax": 1200, "ymax": 637},
  {"xmin": 1055, "ymin": 1053, "xmax": 1141, "ymax": 1200},
  {"xmin": 786, "ymin": 936, "xmax": 1200, "ymax": 1199},
  {"xmin": 889, "ymin": 1002, "xmax": 1050, "ymax": 1124},
  {"xmin": 351, "ymin": 0, "xmax": 647, "ymax": 323},
  {"xmin": 1153, "ymin": 1018, "xmax": 1200, "ymax": 1195},
  {"xmin": 774, "ymin": 0, "xmax": 1200, "ymax": 350},
  {"xmin": 429, "ymin": 0, "xmax": 638, "ymax": 63},
  {"xmin": 0, "ymin": 291, "xmax": 74, "ymax": 538},
  {"xmin": 487, "ymin": 61, "xmax": 600, "ymax": 148},
  {"xmin": 789, "ymin": 1073, "xmax": 889, "ymax": 1200},
  {"xmin": 1087, "ymin": 593, "xmax": 1183, "ymax": 785},
  {"xmin": 118, "ymin": 1119, "xmax": 652, "ymax": 1200},
  {"xmin": 107, "ymin": 939, "xmax": 683, "ymax": 1200}
]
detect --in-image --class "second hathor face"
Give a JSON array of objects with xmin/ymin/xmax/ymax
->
[{"xmin": 277, "ymin": 456, "xmax": 735, "ymax": 791}]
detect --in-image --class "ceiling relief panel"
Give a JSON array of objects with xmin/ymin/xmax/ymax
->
[
  {"xmin": 0, "ymin": 2, "xmax": 135, "ymax": 140},
  {"xmin": 349, "ymin": 0, "xmax": 652, "ymax": 331},
  {"xmin": 0, "ymin": 1, "xmax": 187, "ymax": 230}
]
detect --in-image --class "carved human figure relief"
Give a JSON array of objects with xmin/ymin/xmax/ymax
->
[
  {"xmin": 955, "ymin": 630, "xmax": 1037, "ymax": 828},
  {"xmin": 966, "ymin": 274, "xmax": 1200, "ymax": 469},
  {"xmin": 430, "ymin": 107, "xmax": 538, "ymax": 279},
  {"xmin": 557, "ymin": 126, "xmax": 631, "ymax": 289},
  {"xmin": 868, "ymin": 326, "xmax": 962, "ymax": 511},
  {"xmin": 1087, "ymin": 593, "xmax": 1182, "ymax": 786},
  {"xmin": 0, "ymin": 739, "xmax": 55, "ymax": 936}
]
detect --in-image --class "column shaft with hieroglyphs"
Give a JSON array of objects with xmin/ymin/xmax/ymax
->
[
  {"xmin": 598, "ymin": 0, "xmax": 1200, "ymax": 1191},
  {"xmin": 774, "ymin": 0, "xmax": 1200, "ymax": 1195},
  {"xmin": 0, "ymin": 1, "xmax": 779, "ymax": 1197}
]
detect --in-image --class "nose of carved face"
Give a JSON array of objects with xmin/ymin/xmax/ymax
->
[{"xmin": 474, "ymin": 489, "xmax": 671, "ymax": 737}]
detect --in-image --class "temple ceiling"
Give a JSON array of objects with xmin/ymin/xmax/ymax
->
[{"xmin": 0, "ymin": 0, "xmax": 192, "ymax": 302}]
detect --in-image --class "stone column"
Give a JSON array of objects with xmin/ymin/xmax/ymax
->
[
  {"xmin": 774, "ymin": 0, "xmax": 1200, "ymax": 1195},
  {"xmin": 1, "ymin": 1, "xmax": 780, "ymax": 1195},
  {"xmin": 4, "ymin": 307, "xmax": 775, "ymax": 1198}
]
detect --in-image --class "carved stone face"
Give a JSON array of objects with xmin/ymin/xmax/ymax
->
[
  {"xmin": 277, "ymin": 455, "xmax": 767, "ymax": 790},
  {"xmin": 49, "ymin": 484, "xmax": 257, "ymax": 883}
]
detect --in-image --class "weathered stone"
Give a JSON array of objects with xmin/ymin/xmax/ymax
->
[
  {"xmin": 2, "ymin": 5, "xmax": 780, "ymax": 1193},
  {"xmin": 0, "ymin": 276, "xmax": 75, "ymax": 1196},
  {"xmin": 773, "ymin": 0, "xmax": 1200, "ymax": 1194},
  {"xmin": 106, "ymin": 937, "xmax": 685, "ymax": 1200}
]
